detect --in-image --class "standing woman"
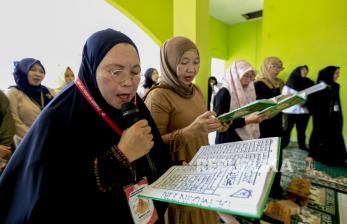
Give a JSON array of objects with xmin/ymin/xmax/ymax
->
[
  {"xmin": 214, "ymin": 60, "xmax": 266, "ymax": 144},
  {"xmin": 144, "ymin": 36, "xmax": 224, "ymax": 224},
  {"xmin": 55, "ymin": 66, "xmax": 75, "ymax": 93},
  {"xmin": 207, "ymin": 76, "xmax": 222, "ymax": 111},
  {"xmin": 307, "ymin": 66, "xmax": 346, "ymax": 166},
  {"xmin": 0, "ymin": 29, "xmax": 171, "ymax": 223},
  {"xmin": 254, "ymin": 56, "xmax": 285, "ymax": 198},
  {"xmin": 281, "ymin": 65, "xmax": 314, "ymax": 150},
  {"xmin": 5, "ymin": 58, "xmax": 55, "ymax": 146},
  {"xmin": 137, "ymin": 67, "xmax": 159, "ymax": 98},
  {"xmin": 254, "ymin": 57, "xmax": 285, "ymax": 139}
]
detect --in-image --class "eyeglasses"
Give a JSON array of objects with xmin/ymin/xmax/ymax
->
[
  {"xmin": 107, "ymin": 69, "xmax": 141, "ymax": 84},
  {"xmin": 272, "ymin": 65, "xmax": 284, "ymax": 71},
  {"xmin": 242, "ymin": 74, "xmax": 256, "ymax": 81}
]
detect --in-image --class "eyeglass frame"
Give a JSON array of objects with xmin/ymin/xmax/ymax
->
[{"xmin": 106, "ymin": 67, "xmax": 141, "ymax": 85}]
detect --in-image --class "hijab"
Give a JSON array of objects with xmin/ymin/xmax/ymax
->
[
  {"xmin": 223, "ymin": 60, "xmax": 260, "ymax": 140},
  {"xmin": 0, "ymin": 29, "xmax": 169, "ymax": 223},
  {"xmin": 286, "ymin": 65, "xmax": 314, "ymax": 91},
  {"xmin": 317, "ymin": 66, "xmax": 339, "ymax": 85},
  {"xmin": 143, "ymin": 68, "xmax": 157, "ymax": 88},
  {"xmin": 257, "ymin": 56, "xmax": 284, "ymax": 89},
  {"xmin": 12, "ymin": 58, "xmax": 52, "ymax": 108},
  {"xmin": 158, "ymin": 36, "xmax": 199, "ymax": 98}
]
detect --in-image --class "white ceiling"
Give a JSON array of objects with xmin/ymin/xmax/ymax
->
[{"xmin": 210, "ymin": 0, "xmax": 264, "ymax": 25}]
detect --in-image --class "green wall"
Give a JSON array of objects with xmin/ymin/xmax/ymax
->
[
  {"xmin": 261, "ymin": 0, "xmax": 347, "ymax": 138},
  {"xmin": 106, "ymin": 0, "xmax": 173, "ymax": 45},
  {"xmin": 209, "ymin": 16, "xmax": 229, "ymax": 60},
  {"xmin": 105, "ymin": 0, "xmax": 347, "ymax": 139},
  {"xmin": 227, "ymin": 20, "xmax": 262, "ymax": 70}
]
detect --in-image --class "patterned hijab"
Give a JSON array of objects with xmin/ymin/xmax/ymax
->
[
  {"xmin": 12, "ymin": 58, "xmax": 52, "ymax": 108},
  {"xmin": 223, "ymin": 60, "xmax": 260, "ymax": 140},
  {"xmin": 158, "ymin": 36, "xmax": 199, "ymax": 98},
  {"xmin": 257, "ymin": 56, "xmax": 284, "ymax": 89}
]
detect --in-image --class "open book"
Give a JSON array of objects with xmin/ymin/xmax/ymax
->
[
  {"xmin": 257, "ymin": 81, "xmax": 327, "ymax": 117},
  {"xmin": 217, "ymin": 99, "xmax": 276, "ymax": 123},
  {"xmin": 139, "ymin": 137, "xmax": 280, "ymax": 218}
]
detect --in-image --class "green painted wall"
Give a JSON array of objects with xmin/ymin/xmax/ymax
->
[
  {"xmin": 106, "ymin": 0, "xmax": 173, "ymax": 45},
  {"xmin": 227, "ymin": 20, "xmax": 262, "ymax": 70},
  {"xmin": 105, "ymin": 1, "xmax": 347, "ymax": 139},
  {"xmin": 209, "ymin": 16, "xmax": 229, "ymax": 60},
  {"xmin": 172, "ymin": 0, "xmax": 210, "ymax": 99},
  {"xmin": 261, "ymin": 0, "xmax": 347, "ymax": 138}
]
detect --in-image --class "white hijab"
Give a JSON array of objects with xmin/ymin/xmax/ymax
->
[{"xmin": 223, "ymin": 60, "xmax": 260, "ymax": 140}]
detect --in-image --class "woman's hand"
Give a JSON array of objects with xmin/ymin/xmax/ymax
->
[
  {"xmin": 245, "ymin": 113, "xmax": 268, "ymax": 124},
  {"xmin": 218, "ymin": 213, "xmax": 240, "ymax": 224},
  {"xmin": 217, "ymin": 121, "xmax": 231, "ymax": 132},
  {"xmin": 117, "ymin": 119, "xmax": 154, "ymax": 162},
  {"xmin": 183, "ymin": 111, "xmax": 224, "ymax": 138}
]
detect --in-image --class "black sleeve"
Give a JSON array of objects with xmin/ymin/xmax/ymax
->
[
  {"xmin": 213, "ymin": 88, "xmax": 230, "ymax": 116},
  {"xmin": 254, "ymin": 81, "xmax": 268, "ymax": 100},
  {"xmin": 214, "ymin": 88, "xmax": 246, "ymax": 129}
]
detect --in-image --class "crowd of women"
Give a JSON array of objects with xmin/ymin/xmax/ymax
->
[{"xmin": 0, "ymin": 28, "xmax": 345, "ymax": 224}]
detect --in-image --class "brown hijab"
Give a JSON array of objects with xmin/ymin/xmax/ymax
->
[
  {"xmin": 257, "ymin": 56, "xmax": 284, "ymax": 89},
  {"xmin": 153, "ymin": 36, "xmax": 199, "ymax": 99}
]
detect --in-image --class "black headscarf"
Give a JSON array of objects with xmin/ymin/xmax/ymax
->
[
  {"xmin": 0, "ymin": 28, "xmax": 170, "ymax": 223},
  {"xmin": 317, "ymin": 66, "xmax": 340, "ymax": 85},
  {"xmin": 207, "ymin": 76, "xmax": 218, "ymax": 110},
  {"xmin": 143, "ymin": 68, "xmax": 157, "ymax": 88},
  {"xmin": 12, "ymin": 58, "xmax": 53, "ymax": 107},
  {"xmin": 286, "ymin": 65, "xmax": 314, "ymax": 91}
]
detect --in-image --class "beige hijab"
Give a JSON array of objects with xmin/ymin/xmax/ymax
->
[
  {"xmin": 223, "ymin": 60, "xmax": 260, "ymax": 140},
  {"xmin": 156, "ymin": 36, "xmax": 199, "ymax": 98},
  {"xmin": 257, "ymin": 56, "xmax": 284, "ymax": 89}
]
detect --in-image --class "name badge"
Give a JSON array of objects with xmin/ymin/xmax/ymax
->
[
  {"xmin": 124, "ymin": 177, "xmax": 158, "ymax": 224},
  {"xmin": 333, "ymin": 104, "xmax": 339, "ymax": 112}
]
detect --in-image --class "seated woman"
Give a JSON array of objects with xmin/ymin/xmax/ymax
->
[
  {"xmin": 5, "ymin": 58, "xmax": 55, "ymax": 146},
  {"xmin": 214, "ymin": 60, "xmax": 267, "ymax": 144}
]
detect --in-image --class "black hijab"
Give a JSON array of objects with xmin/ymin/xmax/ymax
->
[
  {"xmin": 0, "ymin": 29, "xmax": 170, "ymax": 223},
  {"xmin": 143, "ymin": 68, "xmax": 157, "ymax": 88},
  {"xmin": 286, "ymin": 65, "xmax": 314, "ymax": 91},
  {"xmin": 317, "ymin": 66, "xmax": 340, "ymax": 85}
]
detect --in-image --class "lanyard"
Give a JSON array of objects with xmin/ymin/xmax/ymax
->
[{"xmin": 75, "ymin": 77, "xmax": 136, "ymax": 136}]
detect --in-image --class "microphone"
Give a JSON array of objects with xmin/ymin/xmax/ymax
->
[{"xmin": 121, "ymin": 102, "xmax": 141, "ymax": 127}]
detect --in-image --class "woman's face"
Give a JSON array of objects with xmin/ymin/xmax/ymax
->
[
  {"xmin": 96, "ymin": 43, "xmax": 141, "ymax": 109},
  {"xmin": 64, "ymin": 70, "xmax": 75, "ymax": 84},
  {"xmin": 333, "ymin": 68, "xmax": 340, "ymax": 82},
  {"xmin": 151, "ymin": 70, "xmax": 159, "ymax": 83},
  {"xmin": 27, "ymin": 63, "xmax": 45, "ymax": 86},
  {"xmin": 240, "ymin": 70, "xmax": 255, "ymax": 88},
  {"xmin": 300, "ymin": 67, "xmax": 308, "ymax": 77},
  {"xmin": 269, "ymin": 61, "xmax": 283, "ymax": 78},
  {"xmin": 176, "ymin": 49, "xmax": 200, "ymax": 86}
]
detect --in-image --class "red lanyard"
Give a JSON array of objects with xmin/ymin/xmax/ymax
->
[{"xmin": 75, "ymin": 77, "xmax": 137, "ymax": 136}]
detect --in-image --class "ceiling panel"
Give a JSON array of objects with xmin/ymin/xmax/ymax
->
[{"xmin": 210, "ymin": 0, "xmax": 264, "ymax": 25}]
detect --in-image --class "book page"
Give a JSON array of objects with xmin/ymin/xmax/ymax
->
[
  {"xmin": 298, "ymin": 81, "xmax": 327, "ymax": 96},
  {"xmin": 140, "ymin": 137, "xmax": 279, "ymax": 217},
  {"xmin": 258, "ymin": 94, "xmax": 305, "ymax": 117}
]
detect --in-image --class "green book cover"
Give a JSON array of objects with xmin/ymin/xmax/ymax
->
[
  {"xmin": 139, "ymin": 137, "xmax": 280, "ymax": 218},
  {"xmin": 217, "ymin": 99, "xmax": 276, "ymax": 123}
]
